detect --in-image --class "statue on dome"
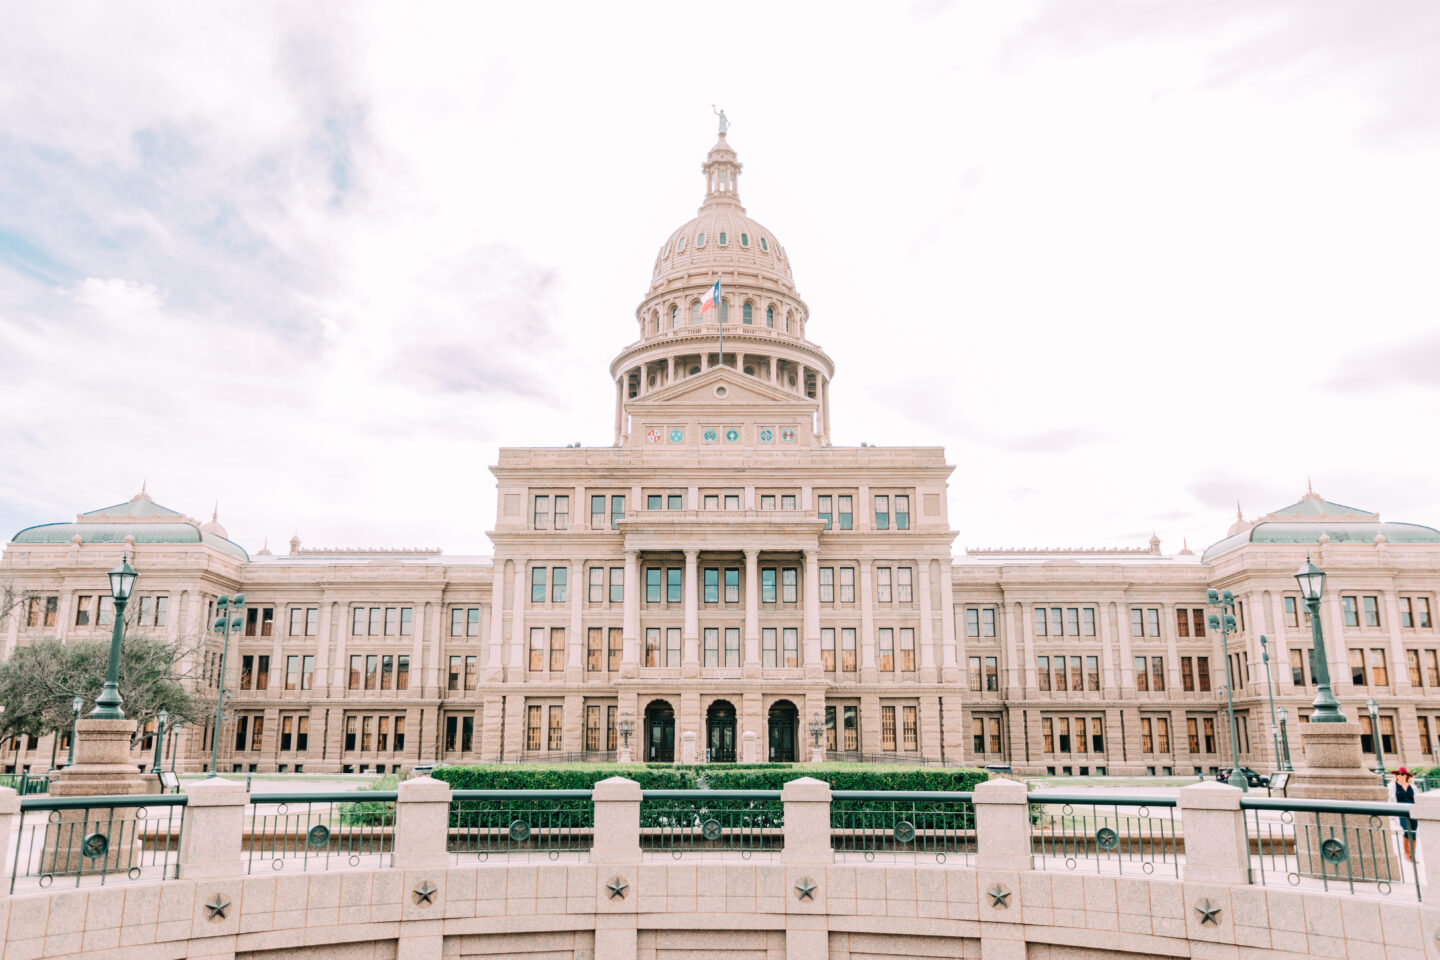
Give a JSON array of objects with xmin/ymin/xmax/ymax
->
[{"xmin": 712, "ymin": 105, "xmax": 729, "ymax": 134}]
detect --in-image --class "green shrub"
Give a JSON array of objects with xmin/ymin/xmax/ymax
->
[{"xmin": 338, "ymin": 774, "xmax": 399, "ymax": 826}]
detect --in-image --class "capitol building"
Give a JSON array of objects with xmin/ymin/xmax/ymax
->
[{"xmin": 5, "ymin": 131, "xmax": 1440, "ymax": 778}]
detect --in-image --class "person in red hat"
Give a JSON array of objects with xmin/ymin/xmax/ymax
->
[{"xmin": 1391, "ymin": 767, "xmax": 1417, "ymax": 861}]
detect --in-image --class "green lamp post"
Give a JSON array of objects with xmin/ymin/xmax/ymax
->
[
  {"xmin": 1207, "ymin": 588, "xmax": 1246, "ymax": 791},
  {"xmin": 1259, "ymin": 635, "xmax": 1282, "ymax": 771},
  {"xmin": 150, "ymin": 709, "xmax": 169, "ymax": 775},
  {"xmin": 1277, "ymin": 706, "xmax": 1293, "ymax": 771},
  {"xmin": 1294, "ymin": 556, "xmax": 1345, "ymax": 722},
  {"xmin": 208, "ymin": 594, "xmax": 245, "ymax": 777},
  {"xmin": 65, "ymin": 696, "xmax": 82, "ymax": 766},
  {"xmin": 1366, "ymin": 698, "xmax": 1386, "ymax": 785},
  {"xmin": 88, "ymin": 556, "xmax": 138, "ymax": 719}
]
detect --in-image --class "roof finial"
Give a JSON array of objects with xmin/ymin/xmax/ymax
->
[
  {"xmin": 1307, "ymin": 476, "xmax": 1315, "ymax": 496},
  {"xmin": 1236, "ymin": 501, "xmax": 1243, "ymax": 521},
  {"xmin": 712, "ymin": 104, "xmax": 729, "ymax": 135},
  {"xmin": 132, "ymin": 478, "xmax": 151, "ymax": 502},
  {"xmin": 212, "ymin": 501, "xmax": 219, "ymax": 523}
]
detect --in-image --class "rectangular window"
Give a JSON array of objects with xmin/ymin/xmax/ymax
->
[
  {"xmin": 526, "ymin": 706, "xmax": 542, "ymax": 750},
  {"xmin": 1087, "ymin": 655, "xmax": 1099, "ymax": 691},
  {"xmin": 290, "ymin": 608, "xmax": 304, "ymax": 636},
  {"xmin": 1058, "ymin": 718, "xmax": 1072, "ymax": 753},
  {"xmin": 531, "ymin": 567, "xmax": 547, "ymax": 603},
  {"xmin": 43, "ymin": 596, "xmax": 58, "ymax": 627},
  {"xmin": 1081, "ymin": 607, "xmax": 1095, "ymax": 637},
  {"xmin": 1034, "ymin": 607, "xmax": 1048, "ymax": 637},
  {"xmin": 668, "ymin": 494, "xmax": 685, "ymax": 510},
  {"xmin": 703, "ymin": 494, "xmax": 719, "ymax": 510},
  {"xmin": 1075, "ymin": 717, "xmax": 1086, "ymax": 754},
  {"xmin": 821, "ymin": 628, "xmax": 836, "ymax": 671},
  {"xmin": 1135, "ymin": 656, "xmax": 1148, "ymax": 692},
  {"xmin": 447, "ymin": 609, "xmax": 462, "ymax": 637},
  {"xmin": 529, "ymin": 627, "xmax": 545, "ymax": 671},
  {"xmin": 286, "ymin": 655, "xmax": 299, "ymax": 690},
  {"xmin": 1186, "ymin": 718, "xmax": 1200, "ymax": 754},
  {"xmin": 610, "ymin": 567, "xmax": 624, "ymax": 603},
  {"xmin": 586, "ymin": 706, "xmax": 601, "ymax": 752},
  {"xmin": 1350, "ymin": 647, "xmax": 1367, "ymax": 686},
  {"xmin": 351, "ymin": 607, "xmax": 365, "ymax": 635},
  {"xmin": 255, "ymin": 655, "xmax": 270, "ymax": 688},
  {"xmin": 368, "ymin": 607, "xmax": 381, "ymax": 636},
  {"xmin": 783, "ymin": 627, "xmax": 799, "ymax": 668},
  {"xmin": 645, "ymin": 628, "xmax": 660, "ymax": 667},
  {"xmin": 763, "ymin": 627, "xmax": 778, "ymax": 667},
  {"xmin": 841, "ymin": 628, "xmax": 857, "ymax": 672},
  {"xmin": 1156, "ymin": 717, "xmax": 1169, "ymax": 752},
  {"xmin": 761, "ymin": 568, "xmax": 777, "ymax": 603},
  {"xmin": 1286, "ymin": 596, "xmax": 1300, "ymax": 628},
  {"xmin": 881, "ymin": 705, "xmax": 896, "ymax": 751},
  {"xmin": 377, "ymin": 716, "xmax": 389, "ymax": 752},
  {"xmin": 349, "ymin": 655, "xmax": 362, "ymax": 690},
  {"xmin": 302, "ymin": 655, "xmax": 315, "ymax": 690},
  {"xmin": 591, "ymin": 495, "xmax": 605, "ymax": 529},
  {"xmin": 554, "ymin": 495, "xmax": 568, "ymax": 529},
  {"xmin": 895, "ymin": 495, "xmax": 910, "ymax": 530},
  {"xmin": 241, "ymin": 655, "xmax": 254, "ymax": 690},
  {"xmin": 1054, "ymin": 655, "xmax": 1068, "ymax": 691},
  {"xmin": 1176, "ymin": 608, "xmax": 1190, "ymax": 638},
  {"xmin": 666, "ymin": 627, "xmax": 681, "ymax": 666},
  {"xmin": 281, "ymin": 716, "xmax": 294, "ymax": 752},
  {"xmin": 724, "ymin": 568, "xmax": 739, "ymax": 603},
  {"xmin": 610, "ymin": 495, "xmax": 625, "ymax": 529},
  {"xmin": 966, "ymin": 608, "xmax": 980, "ymax": 637},
  {"xmin": 444, "ymin": 716, "xmax": 458, "ymax": 753},
  {"xmin": 1151, "ymin": 657, "xmax": 1165, "ymax": 691},
  {"xmin": 645, "ymin": 568, "xmax": 661, "ymax": 603},
  {"xmin": 704, "ymin": 568, "xmax": 719, "ymax": 603},
  {"xmin": 1370, "ymin": 648, "xmax": 1389, "ymax": 687},
  {"xmin": 896, "ymin": 567, "xmax": 913, "ymax": 602},
  {"xmin": 396, "ymin": 655, "xmax": 409, "ymax": 690},
  {"xmin": 1380, "ymin": 714, "xmax": 1396, "ymax": 753},
  {"xmin": 703, "ymin": 627, "xmax": 719, "ymax": 667},
  {"xmin": 782, "ymin": 494, "xmax": 796, "ymax": 510},
  {"xmin": 1071, "ymin": 656, "xmax": 1084, "ymax": 691},
  {"xmin": 1402, "ymin": 597, "xmax": 1415, "ymax": 628},
  {"xmin": 820, "ymin": 568, "xmax": 835, "ymax": 603},
  {"xmin": 874, "ymin": 495, "xmax": 889, "ymax": 530},
  {"xmin": 985, "ymin": 656, "xmax": 999, "ymax": 691},
  {"xmin": 647, "ymin": 493, "xmax": 662, "ymax": 511},
  {"xmin": 838, "ymin": 495, "xmax": 853, "ymax": 530},
  {"xmin": 552, "ymin": 567, "xmax": 567, "ymax": 603},
  {"xmin": 760, "ymin": 494, "xmax": 776, "ymax": 510},
  {"xmin": 1182, "ymin": 657, "xmax": 1194, "ymax": 692},
  {"xmin": 1422, "ymin": 717, "xmax": 1434, "ymax": 756},
  {"xmin": 782, "ymin": 568, "xmax": 798, "ymax": 603},
  {"xmin": 843, "ymin": 705, "xmax": 858, "ymax": 751},
  {"xmin": 1146, "ymin": 609, "xmax": 1160, "ymax": 637},
  {"xmin": 1419, "ymin": 598, "xmax": 1434, "ymax": 629},
  {"xmin": 839, "ymin": 567, "xmax": 855, "ymax": 602},
  {"xmin": 1364, "ymin": 596, "xmax": 1381, "ymax": 628},
  {"xmin": 1042, "ymin": 718, "xmax": 1054, "ymax": 753},
  {"xmin": 1290, "ymin": 649, "xmax": 1307, "ymax": 687},
  {"xmin": 1203, "ymin": 718, "xmax": 1217, "ymax": 753},
  {"xmin": 1037, "ymin": 656, "xmax": 1051, "ymax": 691},
  {"xmin": 724, "ymin": 627, "xmax": 739, "ymax": 665},
  {"xmin": 817, "ymin": 495, "xmax": 832, "ymax": 529},
  {"xmin": 1141, "ymin": 718, "xmax": 1153, "ymax": 753},
  {"xmin": 666, "ymin": 567, "xmax": 682, "ymax": 603},
  {"xmin": 448, "ymin": 656, "xmax": 460, "ymax": 691},
  {"xmin": 1429, "ymin": 650, "xmax": 1440, "ymax": 687},
  {"xmin": 1051, "ymin": 608, "xmax": 1063, "ymax": 635},
  {"xmin": 608, "ymin": 628, "xmax": 622, "ymax": 672},
  {"xmin": 878, "ymin": 628, "xmax": 894, "ymax": 671},
  {"xmin": 1192, "ymin": 609, "xmax": 1205, "ymax": 637},
  {"xmin": 1343, "ymin": 596, "xmax": 1359, "ymax": 627},
  {"xmin": 899, "ymin": 628, "xmax": 915, "ymax": 671},
  {"xmin": 400, "ymin": 607, "xmax": 414, "ymax": 636},
  {"xmin": 1059, "ymin": 607, "xmax": 1076, "ymax": 637},
  {"xmin": 533, "ymin": 495, "xmax": 550, "ymax": 529},
  {"xmin": 587, "ymin": 628, "xmax": 602, "ymax": 672},
  {"xmin": 608, "ymin": 706, "xmax": 618, "ymax": 751},
  {"xmin": 385, "ymin": 607, "xmax": 399, "ymax": 636},
  {"xmin": 1408, "ymin": 649, "xmax": 1423, "ymax": 687},
  {"xmin": 549, "ymin": 629, "xmax": 564, "ymax": 672},
  {"xmin": 983, "ymin": 608, "xmax": 996, "ymax": 637},
  {"xmin": 548, "ymin": 705, "xmax": 563, "ymax": 751},
  {"xmin": 589, "ymin": 567, "xmax": 604, "ymax": 602},
  {"xmin": 724, "ymin": 494, "xmax": 740, "ymax": 510},
  {"xmin": 1130, "ymin": 608, "xmax": 1143, "ymax": 637},
  {"xmin": 74, "ymin": 595, "xmax": 93, "ymax": 627}
]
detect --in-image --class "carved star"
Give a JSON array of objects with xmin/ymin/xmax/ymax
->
[
  {"xmin": 413, "ymin": 882, "xmax": 437, "ymax": 905},
  {"xmin": 204, "ymin": 895, "xmax": 231, "ymax": 920},
  {"xmin": 987, "ymin": 884, "xmax": 1010, "ymax": 908},
  {"xmin": 1196, "ymin": 899, "xmax": 1221, "ymax": 926},
  {"xmin": 607, "ymin": 877, "xmax": 629, "ymax": 900},
  {"xmin": 795, "ymin": 879, "xmax": 817, "ymax": 901}
]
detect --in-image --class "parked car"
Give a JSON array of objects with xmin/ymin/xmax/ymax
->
[
  {"xmin": 1216, "ymin": 767, "xmax": 1270, "ymax": 788},
  {"xmin": 983, "ymin": 763, "xmax": 1014, "ymax": 778}
]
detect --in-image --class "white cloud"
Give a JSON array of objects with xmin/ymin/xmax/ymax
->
[{"xmin": 1, "ymin": 0, "xmax": 1438, "ymax": 556}]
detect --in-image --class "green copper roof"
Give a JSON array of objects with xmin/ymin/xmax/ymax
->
[
  {"xmin": 78, "ymin": 498, "xmax": 184, "ymax": 519},
  {"xmin": 11, "ymin": 521, "xmax": 249, "ymax": 560},
  {"xmin": 1267, "ymin": 496, "xmax": 1376, "ymax": 519},
  {"xmin": 1202, "ymin": 521, "xmax": 1440, "ymax": 561}
]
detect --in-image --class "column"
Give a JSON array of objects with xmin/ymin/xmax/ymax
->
[
  {"xmin": 1020, "ymin": 602, "xmax": 1036, "ymax": 694},
  {"xmin": 1163, "ymin": 602, "xmax": 1181, "ymax": 693},
  {"xmin": 614, "ymin": 378, "xmax": 624, "ymax": 444},
  {"xmin": 821, "ymin": 378, "xmax": 831, "ymax": 444},
  {"xmin": 508, "ymin": 561, "xmax": 528, "ymax": 680},
  {"xmin": 573, "ymin": 484, "xmax": 586, "ymax": 530},
  {"xmin": 314, "ymin": 601, "xmax": 334, "ymax": 695},
  {"xmin": 1384, "ymin": 591, "xmax": 1412, "ymax": 691},
  {"xmin": 621, "ymin": 550, "xmax": 639, "ymax": 678},
  {"xmin": 413, "ymin": 602, "xmax": 431, "ymax": 698},
  {"xmin": 859, "ymin": 560, "xmax": 877, "ymax": 682},
  {"xmin": 567, "ymin": 559, "xmax": 584, "ymax": 682},
  {"xmin": 917, "ymin": 559, "xmax": 937, "ymax": 682},
  {"xmin": 803, "ymin": 549, "xmax": 822, "ymax": 679},
  {"xmin": 327, "ymin": 601, "xmax": 346, "ymax": 694},
  {"xmin": 1269, "ymin": 593, "xmax": 1294, "ymax": 693},
  {"xmin": 938, "ymin": 565, "xmax": 959, "ymax": 684},
  {"xmin": 1324, "ymin": 592, "xmax": 1349, "ymax": 695},
  {"xmin": 485, "ymin": 561, "xmax": 507, "ymax": 680},
  {"xmin": 744, "ymin": 549, "xmax": 761, "ymax": 675},
  {"xmin": 856, "ymin": 484, "xmax": 870, "ymax": 531},
  {"xmin": 1001, "ymin": 601, "xmax": 1020, "ymax": 695},
  {"xmin": 1098, "ymin": 601, "xmax": 1117, "ymax": 696},
  {"xmin": 683, "ymin": 549, "xmax": 700, "ymax": 677},
  {"xmin": 1114, "ymin": 602, "xmax": 1136, "ymax": 691}
]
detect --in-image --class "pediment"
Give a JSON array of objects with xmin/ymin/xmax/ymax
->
[{"xmin": 632, "ymin": 367, "xmax": 813, "ymax": 408}]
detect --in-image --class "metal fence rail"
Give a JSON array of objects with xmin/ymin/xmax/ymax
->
[
  {"xmin": 448, "ymin": 790, "xmax": 594, "ymax": 862},
  {"xmin": 640, "ymin": 790, "xmax": 783, "ymax": 859},
  {"xmin": 1242, "ymin": 797, "xmax": 1421, "ymax": 900},
  {"xmin": 0, "ymin": 772, "xmax": 52, "ymax": 796},
  {"xmin": 245, "ymin": 791, "xmax": 396, "ymax": 874},
  {"xmin": 9, "ymin": 793, "xmax": 186, "ymax": 892},
  {"xmin": 831, "ymin": 790, "xmax": 975, "ymax": 864},
  {"xmin": 1029, "ymin": 793, "xmax": 1181, "ymax": 878}
]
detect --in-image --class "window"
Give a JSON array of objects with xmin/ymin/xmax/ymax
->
[
  {"xmin": 874, "ymin": 495, "xmax": 889, "ymax": 530},
  {"xmin": 554, "ymin": 495, "xmax": 568, "ymax": 529},
  {"xmin": 878, "ymin": 628, "xmax": 894, "ymax": 671},
  {"xmin": 1370, "ymin": 648, "xmax": 1389, "ymax": 687},
  {"xmin": 286, "ymin": 656, "xmax": 300, "ymax": 690},
  {"xmin": 647, "ymin": 494, "xmax": 662, "ymax": 511},
  {"xmin": 666, "ymin": 627, "xmax": 681, "ymax": 666},
  {"xmin": 1419, "ymin": 598, "xmax": 1434, "ymax": 629},
  {"xmin": 1141, "ymin": 718, "xmax": 1153, "ymax": 753},
  {"xmin": 548, "ymin": 706, "xmax": 563, "ymax": 750},
  {"xmin": 1286, "ymin": 596, "xmax": 1300, "ymax": 627},
  {"xmin": 586, "ymin": 706, "xmax": 601, "ymax": 751},
  {"xmin": 1129, "ymin": 608, "xmax": 1142, "ymax": 637},
  {"xmin": 551, "ymin": 567, "xmax": 567, "ymax": 603},
  {"xmin": 897, "ymin": 567, "xmax": 913, "ymax": 602},
  {"xmin": 349, "ymin": 656, "xmax": 362, "ymax": 690},
  {"xmin": 704, "ymin": 568, "xmax": 719, "ymax": 603},
  {"xmin": 1364, "ymin": 596, "xmax": 1381, "ymax": 628},
  {"xmin": 1054, "ymin": 655, "xmax": 1067, "ymax": 691},
  {"xmin": 1343, "ymin": 596, "xmax": 1359, "ymax": 627},
  {"xmin": 902, "ymin": 706, "xmax": 918, "ymax": 750},
  {"xmin": 817, "ymin": 495, "xmax": 832, "ymax": 529},
  {"xmin": 1350, "ymin": 647, "xmax": 1367, "ymax": 686},
  {"xmin": 895, "ymin": 496, "xmax": 909, "ymax": 530},
  {"xmin": 766, "ymin": 305, "xmax": 775, "ymax": 326},
  {"xmin": 526, "ymin": 706, "xmax": 542, "ymax": 751},
  {"xmin": 876, "ymin": 567, "xmax": 892, "ymax": 603},
  {"xmin": 529, "ymin": 627, "xmax": 545, "ymax": 671},
  {"xmin": 74, "ymin": 595, "xmax": 93, "ymax": 627},
  {"xmin": 385, "ymin": 607, "xmax": 399, "ymax": 636},
  {"xmin": 1042, "ymin": 718, "xmax": 1054, "ymax": 753},
  {"xmin": 985, "ymin": 656, "xmax": 999, "ymax": 691},
  {"xmin": 821, "ymin": 628, "xmax": 836, "ymax": 671},
  {"xmin": 588, "ymin": 567, "xmax": 604, "ymax": 602},
  {"xmin": 611, "ymin": 495, "xmax": 625, "ymax": 530},
  {"xmin": 1408, "ymin": 649, "xmax": 1423, "ymax": 687},
  {"xmin": 1176, "ymin": 608, "xmax": 1191, "ymax": 637},
  {"xmin": 610, "ymin": 567, "xmax": 624, "ymax": 603},
  {"xmin": 1151, "ymin": 657, "xmax": 1165, "ymax": 691},
  {"xmin": 240, "ymin": 655, "xmax": 254, "ymax": 690},
  {"xmin": 839, "ymin": 567, "xmax": 855, "ymax": 602},
  {"xmin": 533, "ymin": 495, "xmax": 550, "ymax": 529},
  {"xmin": 899, "ymin": 628, "xmax": 915, "ymax": 671},
  {"xmin": 1065, "ymin": 608, "xmax": 1079, "ymax": 637},
  {"xmin": 587, "ymin": 628, "xmax": 603, "ymax": 672},
  {"xmin": 1186, "ymin": 718, "xmax": 1200, "ymax": 754},
  {"xmin": 967, "ymin": 609, "xmax": 980, "ymax": 637},
  {"xmin": 721, "ymin": 493, "xmax": 739, "ymax": 510},
  {"xmin": 781, "ymin": 494, "xmax": 796, "ymax": 510},
  {"xmin": 531, "ymin": 567, "xmax": 546, "ymax": 603},
  {"xmin": 843, "ymin": 705, "xmax": 858, "ymax": 751},
  {"xmin": 1035, "ymin": 607, "xmax": 1048, "ymax": 637},
  {"xmin": 1071, "ymin": 656, "xmax": 1084, "ymax": 691},
  {"xmin": 881, "ymin": 706, "xmax": 896, "ymax": 751},
  {"xmin": 448, "ymin": 656, "xmax": 461, "ymax": 691},
  {"xmin": 549, "ymin": 629, "xmax": 564, "ymax": 672},
  {"xmin": 1422, "ymin": 717, "xmax": 1434, "ymax": 756},
  {"xmin": 782, "ymin": 568, "xmax": 798, "ymax": 603},
  {"xmin": 302, "ymin": 655, "xmax": 314, "ymax": 690},
  {"xmin": 646, "ymin": 568, "xmax": 661, "ymax": 602},
  {"xmin": 763, "ymin": 628, "xmax": 777, "ymax": 667},
  {"xmin": 1181, "ymin": 657, "xmax": 1194, "ymax": 691},
  {"xmin": 1203, "ymin": 718, "xmax": 1216, "ymax": 753},
  {"xmin": 645, "ymin": 628, "xmax": 660, "ymax": 667},
  {"xmin": 397, "ymin": 655, "xmax": 409, "ymax": 690},
  {"xmin": 608, "ymin": 628, "xmax": 622, "ymax": 672},
  {"xmin": 1037, "ymin": 656, "xmax": 1051, "ymax": 691},
  {"xmin": 666, "ymin": 567, "xmax": 682, "ymax": 603},
  {"xmin": 784, "ymin": 627, "xmax": 800, "ymax": 667},
  {"xmin": 761, "ymin": 568, "xmax": 777, "ymax": 603},
  {"xmin": 1087, "ymin": 656, "xmax": 1099, "ymax": 691},
  {"xmin": 743, "ymin": 301, "xmax": 753, "ymax": 323},
  {"xmin": 1135, "ymin": 656, "xmax": 1148, "ymax": 691},
  {"xmin": 838, "ymin": 496, "xmax": 853, "ymax": 529},
  {"xmin": 1429, "ymin": 650, "xmax": 1440, "ymax": 686},
  {"xmin": 841, "ymin": 628, "xmax": 857, "ymax": 672},
  {"xmin": 725, "ymin": 627, "xmax": 740, "ymax": 666},
  {"xmin": 591, "ymin": 495, "xmax": 605, "ymax": 529},
  {"xmin": 724, "ymin": 568, "xmax": 739, "ymax": 603},
  {"xmin": 760, "ymin": 494, "xmax": 776, "ymax": 510},
  {"xmin": 704, "ymin": 627, "xmax": 718, "ymax": 666}
]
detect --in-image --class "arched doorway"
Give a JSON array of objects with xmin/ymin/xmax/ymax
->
[
  {"xmin": 644, "ymin": 700, "xmax": 675, "ymax": 762},
  {"xmin": 706, "ymin": 700, "xmax": 737, "ymax": 763},
  {"xmin": 768, "ymin": 700, "xmax": 798, "ymax": 762}
]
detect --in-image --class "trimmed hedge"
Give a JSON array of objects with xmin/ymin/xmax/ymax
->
[{"xmin": 430, "ymin": 763, "xmax": 986, "ymax": 793}]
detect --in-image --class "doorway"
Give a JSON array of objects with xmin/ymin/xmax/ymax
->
[
  {"xmin": 644, "ymin": 700, "xmax": 675, "ymax": 762},
  {"xmin": 707, "ymin": 700, "xmax": 737, "ymax": 762},
  {"xmin": 768, "ymin": 700, "xmax": 798, "ymax": 762}
]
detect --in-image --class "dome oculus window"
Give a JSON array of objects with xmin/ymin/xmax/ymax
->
[
  {"xmin": 760, "ymin": 237, "xmax": 769, "ymax": 252},
  {"xmin": 718, "ymin": 232, "xmax": 727, "ymax": 245},
  {"xmin": 740, "ymin": 233, "xmax": 749, "ymax": 247},
  {"xmin": 677, "ymin": 236, "xmax": 686, "ymax": 253},
  {"xmin": 696, "ymin": 232, "xmax": 706, "ymax": 248}
]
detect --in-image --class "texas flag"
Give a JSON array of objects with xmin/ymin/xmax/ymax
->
[{"xmin": 699, "ymin": 278, "xmax": 720, "ymax": 314}]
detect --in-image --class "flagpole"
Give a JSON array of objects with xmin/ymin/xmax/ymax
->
[{"xmin": 717, "ymin": 274, "xmax": 724, "ymax": 370}]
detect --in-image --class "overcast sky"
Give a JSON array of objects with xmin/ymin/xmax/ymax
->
[{"xmin": 2, "ymin": 1, "xmax": 1438, "ymax": 558}]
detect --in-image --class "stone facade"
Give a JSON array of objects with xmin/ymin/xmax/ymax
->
[{"xmin": 5, "ymin": 132, "xmax": 1440, "ymax": 777}]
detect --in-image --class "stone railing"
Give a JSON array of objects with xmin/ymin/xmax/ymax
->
[{"xmin": 2, "ymin": 777, "xmax": 1439, "ymax": 960}]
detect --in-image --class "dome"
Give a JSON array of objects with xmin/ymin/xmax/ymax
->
[
  {"xmin": 8, "ymin": 490, "xmax": 249, "ymax": 561},
  {"xmin": 646, "ymin": 134, "xmax": 796, "ymax": 297},
  {"xmin": 1201, "ymin": 487, "xmax": 1440, "ymax": 561},
  {"xmin": 200, "ymin": 504, "xmax": 228, "ymax": 539}
]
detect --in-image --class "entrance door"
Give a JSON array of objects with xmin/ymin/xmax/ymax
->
[
  {"xmin": 645, "ymin": 701, "xmax": 675, "ymax": 762},
  {"xmin": 707, "ymin": 701, "xmax": 737, "ymax": 762},
  {"xmin": 768, "ymin": 701, "xmax": 798, "ymax": 762}
]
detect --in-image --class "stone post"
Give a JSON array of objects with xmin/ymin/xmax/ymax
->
[
  {"xmin": 680, "ymin": 729, "xmax": 698, "ymax": 764},
  {"xmin": 1178, "ymin": 782, "xmax": 1249, "ymax": 884},
  {"xmin": 973, "ymin": 777, "xmax": 1031, "ymax": 871},
  {"xmin": 1413, "ymin": 791, "xmax": 1440, "ymax": 901},
  {"xmin": 0, "ymin": 787, "xmax": 17, "ymax": 898},
  {"xmin": 391, "ymin": 775, "xmax": 452, "ymax": 869},
  {"xmin": 782, "ymin": 776, "xmax": 833, "ymax": 864},
  {"xmin": 1286, "ymin": 720, "xmax": 1389, "ymax": 879},
  {"xmin": 742, "ymin": 729, "xmax": 759, "ymax": 763},
  {"xmin": 177, "ymin": 777, "xmax": 248, "ymax": 878},
  {"xmin": 591, "ymin": 776, "xmax": 642, "ymax": 865},
  {"xmin": 51, "ymin": 718, "xmax": 145, "ymax": 797}
]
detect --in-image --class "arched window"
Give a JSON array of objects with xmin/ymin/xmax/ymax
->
[
  {"xmin": 718, "ymin": 232, "xmax": 727, "ymax": 246},
  {"xmin": 719, "ymin": 299, "xmax": 728, "ymax": 322},
  {"xmin": 696, "ymin": 232, "xmax": 706, "ymax": 248},
  {"xmin": 785, "ymin": 311, "xmax": 793, "ymax": 332},
  {"xmin": 691, "ymin": 301, "xmax": 701, "ymax": 324},
  {"xmin": 670, "ymin": 306, "xmax": 679, "ymax": 329},
  {"xmin": 760, "ymin": 237, "xmax": 769, "ymax": 252},
  {"xmin": 743, "ymin": 302, "xmax": 753, "ymax": 324},
  {"xmin": 651, "ymin": 310, "xmax": 659, "ymax": 334},
  {"xmin": 677, "ymin": 236, "xmax": 686, "ymax": 253},
  {"xmin": 740, "ymin": 233, "xmax": 749, "ymax": 247},
  {"xmin": 766, "ymin": 306, "xmax": 775, "ymax": 328},
  {"xmin": 662, "ymin": 242, "xmax": 670, "ymax": 257}
]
